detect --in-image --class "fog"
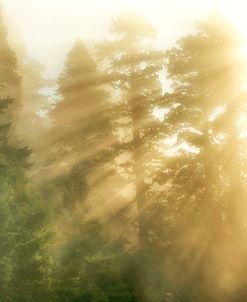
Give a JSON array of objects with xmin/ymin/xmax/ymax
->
[
  {"xmin": 2, "ymin": 0, "xmax": 239, "ymax": 79},
  {"xmin": 1, "ymin": 1, "xmax": 247, "ymax": 302}
]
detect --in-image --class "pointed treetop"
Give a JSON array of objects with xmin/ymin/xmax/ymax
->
[{"xmin": 63, "ymin": 39, "xmax": 96, "ymax": 73}]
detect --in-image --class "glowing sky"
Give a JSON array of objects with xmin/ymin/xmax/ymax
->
[{"xmin": 2, "ymin": 0, "xmax": 247, "ymax": 79}]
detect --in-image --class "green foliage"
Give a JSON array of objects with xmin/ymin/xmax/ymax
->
[
  {"xmin": 2, "ymin": 6, "xmax": 247, "ymax": 302},
  {"xmin": 0, "ymin": 96, "xmax": 53, "ymax": 302},
  {"xmin": 54, "ymin": 220, "xmax": 131, "ymax": 302}
]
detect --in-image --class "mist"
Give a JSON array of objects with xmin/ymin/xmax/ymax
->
[{"xmin": 1, "ymin": 1, "xmax": 247, "ymax": 302}]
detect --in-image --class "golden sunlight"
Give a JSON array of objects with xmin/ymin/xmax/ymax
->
[{"xmin": 2, "ymin": 1, "xmax": 247, "ymax": 302}]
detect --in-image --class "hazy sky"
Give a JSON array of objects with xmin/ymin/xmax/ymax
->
[{"xmin": 2, "ymin": 0, "xmax": 247, "ymax": 79}]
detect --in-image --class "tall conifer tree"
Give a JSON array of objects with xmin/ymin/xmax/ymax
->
[{"xmin": 98, "ymin": 13, "xmax": 164, "ymax": 247}]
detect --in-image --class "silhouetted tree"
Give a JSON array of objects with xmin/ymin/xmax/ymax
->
[
  {"xmin": 163, "ymin": 13, "xmax": 247, "ymax": 301},
  {"xmin": 0, "ymin": 95, "xmax": 53, "ymax": 302},
  {"xmin": 50, "ymin": 40, "xmax": 113, "ymax": 206},
  {"xmin": 0, "ymin": 7, "xmax": 21, "ymax": 121},
  {"xmin": 98, "ymin": 13, "xmax": 164, "ymax": 247}
]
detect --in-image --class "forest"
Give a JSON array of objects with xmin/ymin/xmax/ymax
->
[{"xmin": 1, "ymin": 4, "xmax": 247, "ymax": 302}]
